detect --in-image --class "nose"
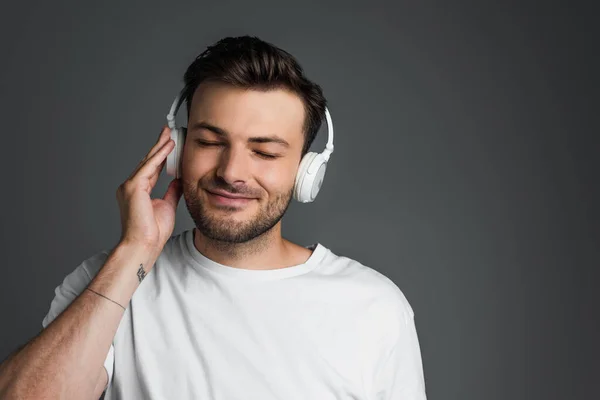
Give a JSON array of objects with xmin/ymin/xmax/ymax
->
[{"xmin": 216, "ymin": 145, "xmax": 251, "ymax": 185}]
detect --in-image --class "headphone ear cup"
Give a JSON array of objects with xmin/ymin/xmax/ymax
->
[
  {"xmin": 293, "ymin": 152, "xmax": 328, "ymax": 203},
  {"xmin": 176, "ymin": 127, "xmax": 186, "ymax": 179},
  {"xmin": 166, "ymin": 127, "xmax": 186, "ymax": 178}
]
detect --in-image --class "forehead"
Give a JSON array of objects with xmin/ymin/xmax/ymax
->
[{"xmin": 188, "ymin": 82, "xmax": 305, "ymax": 144}]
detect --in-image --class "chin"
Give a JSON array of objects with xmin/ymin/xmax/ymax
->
[{"xmin": 202, "ymin": 203, "xmax": 262, "ymax": 228}]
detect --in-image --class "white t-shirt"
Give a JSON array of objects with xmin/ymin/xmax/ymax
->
[{"xmin": 42, "ymin": 229, "xmax": 427, "ymax": 399}]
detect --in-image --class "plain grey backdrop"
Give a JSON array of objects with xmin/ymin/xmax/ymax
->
[{"xmin": 1, "ymin": 1, "xmax": 598, "ymax": 399}]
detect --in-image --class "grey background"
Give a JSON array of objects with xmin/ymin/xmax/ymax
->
[{"xmin": 1, "ymin": 1, "xmax": 598, "ymax": 399}]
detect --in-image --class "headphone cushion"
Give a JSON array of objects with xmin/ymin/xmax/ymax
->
[
  {"xmin": 294, "ymin": 152, "xmax": 327, "ymax": 203},
  {"xmin": 166, "ymin": 127, "xmax": 186, "ymax": 178}
]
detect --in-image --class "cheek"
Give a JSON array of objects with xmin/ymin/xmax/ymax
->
[
  {"xmin": 181, "ymin": 147, "xmax": 214, "ymax": 178},
  {"xmin": 256, "ymin": 161, "xmax": 298, "ymax": 193}
]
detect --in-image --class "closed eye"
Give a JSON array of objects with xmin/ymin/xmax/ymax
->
[
  {"xmin": 254, "ymin": 152, "xmax": 278, "ymax": 160},
  {"xmin": 196, "ymin": 140, "xmax": 279, "ymax": 160},
  {"xmin": 196, "ymin": 140, "xmax": 223, "ymax": 147}
]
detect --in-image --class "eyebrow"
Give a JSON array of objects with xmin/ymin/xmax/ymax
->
[{"xmin": 189, "ymin": 121, "xmax": 290, "ymax": 148}]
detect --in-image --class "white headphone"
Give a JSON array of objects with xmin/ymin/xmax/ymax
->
[{"xmin": 165, "ymin": 88, "xmax": 334, "ymax": 203}]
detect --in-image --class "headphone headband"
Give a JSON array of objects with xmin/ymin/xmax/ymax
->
[{"xmin": 166, "ymin": 88, "xmax": 334, "ymax": 160}]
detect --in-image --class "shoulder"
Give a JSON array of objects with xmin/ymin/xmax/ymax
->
[
  {"xmin": 317, "ymin": 246, "xmax": 419, "ymax": 355},
  {"xmin": 318, "ymin": 245, "xmax": 415, "ymax": 319},
  {"xmin": 56, "ymin": 249, "xmax": 112, "ymax": 292},
  {"xmin": 42, "ymin": 249, "xmax": 111, "ymax": 328}
]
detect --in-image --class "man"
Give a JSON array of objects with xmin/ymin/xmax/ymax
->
[{"xmin": 0, "ymin": 36, "xmax": 427, "ymax": 399}]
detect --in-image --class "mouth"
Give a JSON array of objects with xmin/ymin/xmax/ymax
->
[{"xmin": 205, "ymin": 189, "xmax": 256, "ymax": 208}]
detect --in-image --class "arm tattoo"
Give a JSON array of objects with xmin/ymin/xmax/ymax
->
[{"xmin": 137, "ymin": 263, "xmax": 146, "ymax": 282}]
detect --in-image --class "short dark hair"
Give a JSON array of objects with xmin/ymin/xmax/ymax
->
[{"xmin": 181, "ymin": 35, "xmax": 327, "ymax": 156}]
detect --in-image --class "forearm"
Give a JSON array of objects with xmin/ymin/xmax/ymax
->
[{"xmin": 0, "ymin": 242, "xmax": 156, "ymax": 399}]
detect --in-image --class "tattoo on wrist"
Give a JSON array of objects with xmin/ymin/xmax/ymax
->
[{"xmin": 137, "ymin": 264, "xmax": 146, "ymax": 282}]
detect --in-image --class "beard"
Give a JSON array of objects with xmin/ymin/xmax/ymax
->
[{"xmin": 182, "ymin": 175, "xmax": 293, "ymax": 244}]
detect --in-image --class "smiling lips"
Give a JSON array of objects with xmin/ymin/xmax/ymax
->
[{"xmin": 206, "ymin": 189, "xmax": 256, "ymax": 207}]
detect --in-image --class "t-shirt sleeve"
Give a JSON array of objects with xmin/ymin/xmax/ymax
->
[
  {"xmin": 41, "ymin": 250, "xmax": 115, "ymax": 392},
  {"xmin": 372, "ymin": 305, "xmax": 428, "ymax": 400}
]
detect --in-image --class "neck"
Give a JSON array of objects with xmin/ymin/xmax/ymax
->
[{"xmin": 192, "ymin": 224, "xmax": 295, "ymax": 270}]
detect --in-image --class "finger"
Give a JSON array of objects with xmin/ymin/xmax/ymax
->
[
  {"xmin": 148, "ymin": 125, "xmax": 172, "ymax": 158},
  {"xmin": 157, "ymin": 124, "xmax": 169, "ymax": 140},
  {"xmin": 147, "ymin": 153, "xmax": 169, "ymax": 189},
  {"xmin": 129, "ymin": 126, "xmax": 171, "ymax": 180},
  {"xmin": 163, "ymin": 179, "xmax": 183, "ymax": 210},
  {"xmin": 135, "ymin": 138, "xmax": 175, "ymax": 181}
]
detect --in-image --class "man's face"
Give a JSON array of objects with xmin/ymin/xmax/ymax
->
[{"xmin": 180, "ymin": 81, "xmax": 306, "ymax": 243}]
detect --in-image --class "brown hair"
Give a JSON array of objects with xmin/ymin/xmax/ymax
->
[{"xmin": 181, "ymin": 35, "xmax": 327, "ymax": 156}]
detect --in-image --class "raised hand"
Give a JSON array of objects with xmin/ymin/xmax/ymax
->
[{"xmin": 116, "ymin": 125, "xmax": 183, "ymax": 255}]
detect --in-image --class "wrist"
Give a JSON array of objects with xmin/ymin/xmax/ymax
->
[
  {"xmin": 89, "ymin": 241, "xmax": 159, "ymax": 306},
  {"xmin": 116, "ymin": 239, "xmax": 159, "ymax": 263}
]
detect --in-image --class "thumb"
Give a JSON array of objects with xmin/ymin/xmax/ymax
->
[{"xmin": 163, "ymin": 178, "xmax": 183, "ymax": 209}]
